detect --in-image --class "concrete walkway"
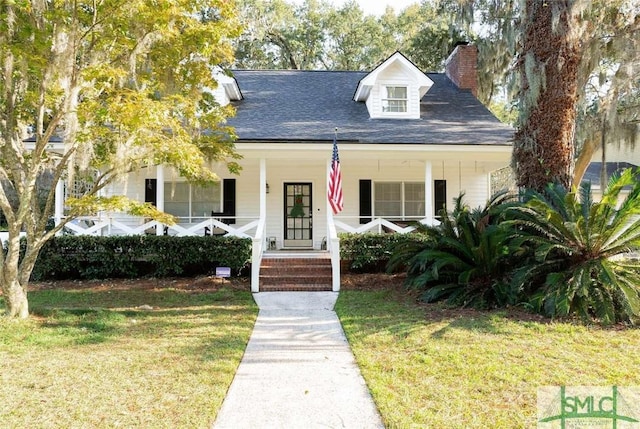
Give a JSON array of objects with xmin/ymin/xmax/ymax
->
[{"xmin": 212, "ymin": 292, "xmax": 385, "ymax": 429}]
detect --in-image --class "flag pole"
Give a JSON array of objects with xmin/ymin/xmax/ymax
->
[
  {"xmin": 327, "ymin": 128, "xmax": 337, "ymax": 222},
  {"xmin": 327, "ymin": 128, "xmax": 341, "ymax": 291}
]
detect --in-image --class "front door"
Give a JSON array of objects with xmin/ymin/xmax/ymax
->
[{"xmin": 283, "ymin": 183, "xmax": 313, "ymax": 248}]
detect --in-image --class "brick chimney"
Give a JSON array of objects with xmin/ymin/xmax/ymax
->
[{"xmin": 445, "ymin": 43, "xmax": 478, "ymax": 97}]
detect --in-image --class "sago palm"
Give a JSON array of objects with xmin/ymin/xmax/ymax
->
[
  {"xmin": 506, "ymin": 168, "xmax": 640, "ymax": 324},
  {"xmin": 389, "ymin": 191, "xmax": 519, "ymax": 308}
]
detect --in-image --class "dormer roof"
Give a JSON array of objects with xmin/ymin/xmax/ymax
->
[
  {"xmin": 353, "ymin": 51, "xmax": 433, "ymax": 102},
  {"xmin": 211, "ymin": 69, "xmax": 243, "ymax": 105},
  {"xmin": 217, "ymin": 72, "xmax": 243, "ymax": 101}
]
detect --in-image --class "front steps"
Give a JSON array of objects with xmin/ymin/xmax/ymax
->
[{"xmin": 259, "ymin": 252, "xmax": 333, "ymax": 291}]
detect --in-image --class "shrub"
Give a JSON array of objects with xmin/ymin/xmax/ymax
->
[
  {"xmin": 505, "ymin": 168, "xmax": 640, "ymax": 324},
  {"xmin": 388, "ymin": 191, "xmax": 521, "ymax": 309},
  {"xmin": 29, "ymin": 235, "xmax": 252, "ymax": 280},
  {"xmin": 339, "ymin": 232, "xmax": 430, "ymax": 272}
]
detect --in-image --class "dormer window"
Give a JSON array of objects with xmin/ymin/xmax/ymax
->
[{"xmin": 382, "ymin": 86, "xmax": 408, "ymax": 113}]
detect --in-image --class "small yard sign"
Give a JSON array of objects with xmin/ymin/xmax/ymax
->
[{"xmin": 216, "ymin": 267, "xmax": 231, "ymax": 278}]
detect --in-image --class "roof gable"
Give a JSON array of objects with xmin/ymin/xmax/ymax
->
[
  {"xmin": 212, "ymin": 69, "xmax": 242, "ymax": 105},
  {"xmin": 353, "ymin": 52, "xmax": 433, "ymax": 103}
]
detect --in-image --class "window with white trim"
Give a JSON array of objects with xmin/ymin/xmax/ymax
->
[
  {"xmin": 164, "ymin": 182, "xmax": 221, "ymax": 218},
  {"xmin": 374, "ymin": 182, "xmax": 424, "ymax": 219},
  {"xmin": 382, "ymin": 86, "xmax": 407, "ymax": 113}
]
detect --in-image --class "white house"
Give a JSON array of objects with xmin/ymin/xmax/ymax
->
[{"xmin": 52, "ymin": 46, "xmax": 515, "ymax": 291}]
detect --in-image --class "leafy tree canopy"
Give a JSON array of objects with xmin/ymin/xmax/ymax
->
[
  {"xmin": 0, "ymin": 0, "xmax": 242, "ymax": 317},
  {"xmin": 233, "ymin": 0, "xmax": 466, "ymax": 72}
]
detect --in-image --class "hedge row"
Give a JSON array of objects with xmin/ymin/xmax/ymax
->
[
  {"xmin": 29, "ymin": 235, "xmax": 252, "ymax": 280},
  {"xmin": 22, "ymin": 232, "xmax": 420, "ymax": 281},
  {"xmin": 339, "ymin": 232, "xmax": 430, "ymax": 272}
]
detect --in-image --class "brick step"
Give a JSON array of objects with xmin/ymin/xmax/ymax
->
[
  {"xmin": 260, "ymin": 259, "xmax": 331, "ymax": 267},
  {"xmin": 260, "ymin": 274, "xmax": 332, "ymax": 285},
  {"xmin": 259, "ymin": 256, "xmax": 333, "ymax": 291},
  {"xmin": 259, "ymin": 266, "xmax": 332, "ymax": 275},
  {"xmin": 260, "ymin": 284, "xmax": 333, "ymax": 292}
]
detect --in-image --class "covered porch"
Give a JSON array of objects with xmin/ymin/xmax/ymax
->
[{"xmin": 52, "ymin": 142, "xmax": 511, "ymax": 292}]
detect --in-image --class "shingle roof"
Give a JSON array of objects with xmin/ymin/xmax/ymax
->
[
  {"xmin": 583, "ymin": 162, "xmax": 638, "ymax": 187},
  {"xmin": 227, "ymin": 70, "xmax": 513, "ymax": 145}
]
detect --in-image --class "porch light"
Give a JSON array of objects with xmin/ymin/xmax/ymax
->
[{"xmin": 266, "ymin": 183, "xmax": 270, "ymax": 194}]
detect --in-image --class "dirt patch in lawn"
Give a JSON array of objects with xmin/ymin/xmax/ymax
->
[
  {"xmin": 27, "ymin": 272, "xmax": 407, "ymax": 294},
  {"xmin": 340, "ymin": 272, "xmax": 407, "ymax": 291},
  {"xmin": 28, "ymin": 275, "xmax": 251, "ymax": 293}
]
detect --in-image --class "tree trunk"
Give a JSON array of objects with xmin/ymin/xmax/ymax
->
[
  {"xmin": 1, "ymin": 237, "xmax": 30, "ymax": 318},
  {"xmin": 572, "ymin": 135, "xmax": 600, "ymax": 188},
  {"xmin": 513, "ymin": 0, "xmax": 583, "ymax": 192},
  {"xmin": 600, "ymin": 120, "xmax": 607, "ymax": 188},
  {"xmin": 3, "ymin": 278, "xmax": 29, "ymax": 318},
  {"xmin": 1, "ymin": 229, "xmax": 43, "ymax": 318}
]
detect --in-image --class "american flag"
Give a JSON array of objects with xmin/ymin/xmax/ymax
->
[{"xmin": 328, "ymin": 134, "xmax": 343, "ymax": 214}]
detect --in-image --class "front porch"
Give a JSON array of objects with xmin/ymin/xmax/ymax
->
[{"xmin": 51, "ymin": 144, "xmax": 511, "ymax": 292}]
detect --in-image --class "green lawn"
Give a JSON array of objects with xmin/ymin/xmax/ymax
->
[
  {"xmin": 336, "ymin": 289, "xmax": 640, "ymax": 429},
  {"xmin": 0, "ymin": 282, "xmax": 257, "ymax": 428},
  {"xmin": 4, "ymin": 280, "xmax": 640, "ymax": 428}
]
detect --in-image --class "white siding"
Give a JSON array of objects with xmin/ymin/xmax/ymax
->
[
  {"xmin": 594, "ymin": 145, "xmax": 640, "ymax": 165},
  {"xmin": 99, "ymin": 146, "xmax": 508, "ymax": 244},
  {"xmin": 334, "ymin": 159, "xmax": 491, "ymax": 225}
]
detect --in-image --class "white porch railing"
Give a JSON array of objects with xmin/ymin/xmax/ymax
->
[
  {"xmin": 327, "ymin": 217, "xmax": 340, "ymax": 292},
  {"xmin": 61, "ymin": 215, "xmax": 259, "ymax": 238},
  {"xmin": 326, "ymin": 215, "xmax": 438, "ymax": 293},
  {"xmin": 332, "ymin": 216, "xmax": 439, "ymax": 235},
  {"xmin": 251, "ymin": 217, "xmax": 266, "ymax": 293},
  {"xmin": 59, "ymin": 214, "xmax": 266, "ymax": 291}
]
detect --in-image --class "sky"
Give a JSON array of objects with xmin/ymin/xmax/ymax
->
[{"xmin": 289, "ymin": 0, "xmax": 420, "ymax": 16}]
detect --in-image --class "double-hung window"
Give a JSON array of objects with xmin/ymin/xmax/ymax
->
[
  {"xmin": 164, "ymin": 182, "xmax": 222, "ymax": 218},
  {"xmin": 374, "ymin": 181, "xmax": 424, "ymax": 220},
  {"xmin": 382, "ymin": 86, "xmax": 408, "ymax": 113}
]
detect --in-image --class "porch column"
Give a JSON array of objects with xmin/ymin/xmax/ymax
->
[
  {"xmin": 425, "ymin": 161, "xmax": 433, "ymax": 224},
  {"xmin": 54, "ymin": 179, "xmax": 64, "ymax": 227},
  {"xmin": 156, "ymin": 165, "xmax": 165, "ymax": 235},
  {"xmin": 259, "ymin": 158, "xmax": 266, "ymax": 219},
  {"xmin": 251, "ymin": 159, "xmax": 267, "ymax": 293}
]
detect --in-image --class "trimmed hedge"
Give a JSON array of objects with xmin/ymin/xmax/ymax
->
[
  {"xmin": 339, "ymin": 232, "xmax": 430, "ymax": 273},
  {"xmin": 29, "ymin": 235, "xmax": 252, "ymax": 280}
]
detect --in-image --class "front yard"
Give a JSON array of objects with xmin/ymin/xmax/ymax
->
[
  {"xmin": 2, "ymin": 275, "xmax": 639, "ymax": 428},
  {"xmin": 336, "ymin": 285, "xmax": 640, "ymax": 428},
  {"xmin": 0, "ymin": 277, "xmax": 257, "ymax": 428}
]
